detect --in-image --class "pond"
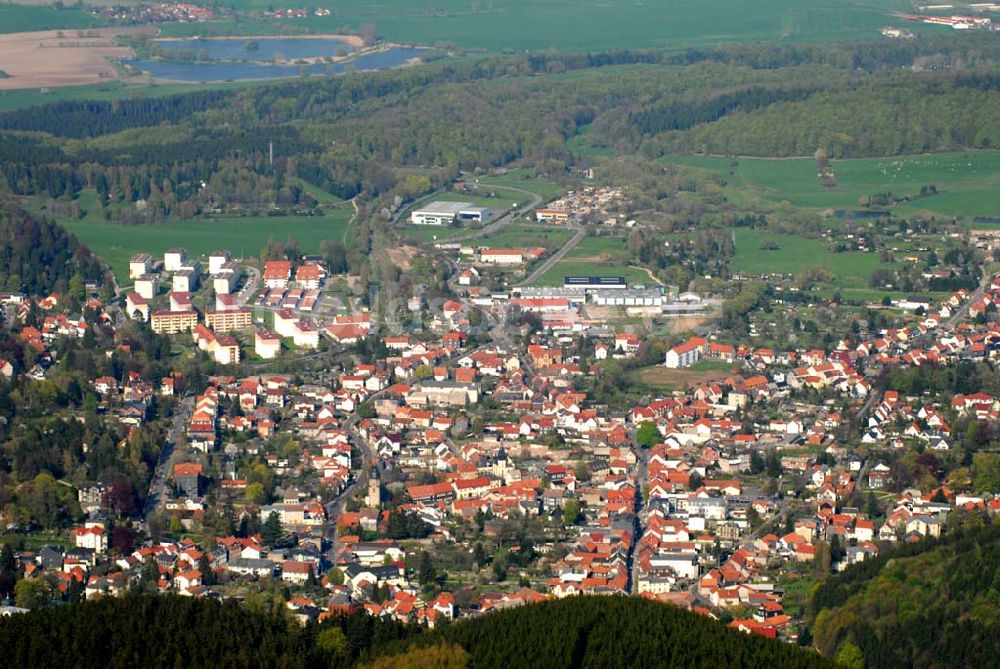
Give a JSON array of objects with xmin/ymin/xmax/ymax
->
[
  {"xmin": 126, "ymin": 47, "xmax": 427, "ymax": 82},
  {"xmin": 153, "ymin": 37, "xmax": 358, "ymax": 62}
]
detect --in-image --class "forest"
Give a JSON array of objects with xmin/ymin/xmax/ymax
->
[
  {"xmin": 0, "ymin": 593, "xmax": 831, "ymax": 669},
  {"xmin": 806, "ymin": 517, "xmax": 1000, "ymax": 668},
  {"xmin": 0, "ymin": 201, "xmax": 106, "ymax": 295}
]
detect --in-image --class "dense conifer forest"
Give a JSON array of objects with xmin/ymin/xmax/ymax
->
[{"xmin": 0, "ymin": 594, "xmax": 831, "ymax": 668}]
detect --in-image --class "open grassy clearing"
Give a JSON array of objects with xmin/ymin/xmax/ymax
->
[
  {"xmin": 565, "ymin": 235, "xmax": 631, "ymax": 261},
  {"xmin": 567, "ymin": 125, "xmax": 614, "ymax": 159},
  {"xmin": 399, "ymin": 225, "xmax": 472, "ymax": 243},
  {"xmin": 474, "ymin": 224, "xmax": 573, "ymax": 251},
  {"xmin": 295, "ymin": 178, "xmax": 345, "ymax": 206},
  {"xmin": 662, "ymin": 151, "xmax": 1000, "ymax": 219},
  {"xmin": 432, "ymin": 191, "xmax": 523, "ymax": 210},
  {"xmin": 24, "ymin": 191, "xmax": 351, "ymax": 281},
  {"xmin": 634, "ymin": 362, "xmax": 737, "ymax": 391},
  {"xmin": 472, "ymin": 170, "xmax": 564, "ymax": 200},
  {"xmin": 731, "ymin": 229, "xmax": 881, "ymax": 290}
]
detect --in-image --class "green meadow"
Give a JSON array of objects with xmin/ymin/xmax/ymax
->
[
  {"xmin": 565, "ymin": 236, "xmax": 631, "ymax": 261},
  {"xmin": 471, "ymin": 170, "xmax": 564, "ymax": 200},
  {"xmin": 25, "ymin": 191, "xmax": 352, "ymax": 281},
  {"xmin": 730, "ymin": 229, "xmax": 881, "ymax": 288},
  {"xmin": 159, "ymin": 0, "xmax": 915, "ymax": 52},
  {"xmin": 662, "ymin": 151, "xmax": 1000, "ymax": 219},
  {"xmin": 474, "ymin": 224, "xmax": 573, "ymax": 251}
]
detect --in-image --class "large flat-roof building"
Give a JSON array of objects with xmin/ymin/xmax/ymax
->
[
  {"xmin": 591, "ymin": 288, "xmax": 665, "ymax": 307},
  {"xmin": 564, "ymin": 276, "xmax": 627, "ymax": 290},
  {"xmin": 410, "ymin": 201, "xmax": 491, "ymax": 226}
]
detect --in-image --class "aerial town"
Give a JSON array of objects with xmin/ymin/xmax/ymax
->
[
  {"xmin": 5, "ymin": 3, "xmax": 1000, "ymax": 662},
  {"xmin": 2, "ymin": 180, "xmax": 998, "ymax": 651}
]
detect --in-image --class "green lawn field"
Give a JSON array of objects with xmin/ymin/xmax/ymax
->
[
  {"xmin": 474, "ymin": 223, "xmax": 573, "ymax": 251},
  {"xmin": 565, "ymin": 236, "xmax": 631, "ymax": 262},
  {"xmin": 471, "ymin": 170, "xmax": 564, "ymax": 200},
  {"xmin": 730, "ymin": 229, "xmax": 881, "ymax": 289},
  {"xmin": 663, "ymin": 151, "xmax": 1000, "ymax": 219},
  {"xmin": 26, "ymin": 192, "xmax": 352, "ymax": 281}
]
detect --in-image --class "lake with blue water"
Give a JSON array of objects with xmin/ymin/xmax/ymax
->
[
  {"xmin": 127, "ymin": 47, "xmax": 427, "ymax": 82},
  {"xmin": 154, "ymin": 37, "xmax": 358, "ymax": 62}
]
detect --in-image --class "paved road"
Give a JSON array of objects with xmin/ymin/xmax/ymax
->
[
  {"xmin": 945, "ymin": 271, "xmax": 991, "ymax": 330},
  {"xmin": 142, "ymin": 393, "xmax": 195, "ymax": 525},
  {"xmin": 629, "ymin": 445, "xmax": 648, "ymax": 594},
  {"xmin": 518, "ymin": 227, "xmax": 586, "ymax": 286}
]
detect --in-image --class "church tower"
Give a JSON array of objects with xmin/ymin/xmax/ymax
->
[{"xmin": 366, "ymin": 466, "xmax": 381, "ymax": 507}]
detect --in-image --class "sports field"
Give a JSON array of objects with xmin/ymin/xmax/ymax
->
[
  {"xmin": 663, "ymin": 151, "xmax": 1000, "ymax": 219},
  {"xmin": 26, "ymin": 191, "xmax": 352, "ymax": 281}
]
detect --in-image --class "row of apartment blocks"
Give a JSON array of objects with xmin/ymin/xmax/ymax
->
[
  {"xmin": 129, "ymin": 248, "xmax": 235, "ymax": 279},
  {"xmin": 130, "ymin": 249, "xmax": 242, "ymax": 296}
]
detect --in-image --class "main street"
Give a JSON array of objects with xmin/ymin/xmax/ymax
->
[{"xmin": 142, "ymin": 393, "xmax": 195, "ymax": 527}]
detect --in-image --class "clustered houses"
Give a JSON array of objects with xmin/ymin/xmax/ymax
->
[
  {"xmin": 17, "ymin": 218, "xmax": 1000, "ymax": 641},
  {"xmin": 126, "ymin": 249, "xmax": 349, "ymax": 361},
  {"xmin": 533, "ymin": 186, "xmax": 628, "ymax": 225},
  {"xmin": 89, "ymin": 370, "xmax": 154, "ymax": 426}
]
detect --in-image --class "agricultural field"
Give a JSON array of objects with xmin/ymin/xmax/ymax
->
[
  {"xmin": 662, "ymin": 151, "xmax": 1000, "ymax": 220},
  {"xmin": 0, "ymin": 6, "xmax": 99, "ymax": 34},
  {"xmin": 1, "ymin": 0, "xmax": 916, "ymax": 51},
  {"xmin": 730, "ymin": 229, "xmax": 881, "ymax": 288},
  {"xmin": 160, "ymin": 0, "xmax": 914, "ymax": 52},
  {"xmin": 24, "ymin": 191, "xmax": 352, "ymax": 281},
  {"xmin": 0, "ymin": 27, "xmax": 144, "ymax": 91}
]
